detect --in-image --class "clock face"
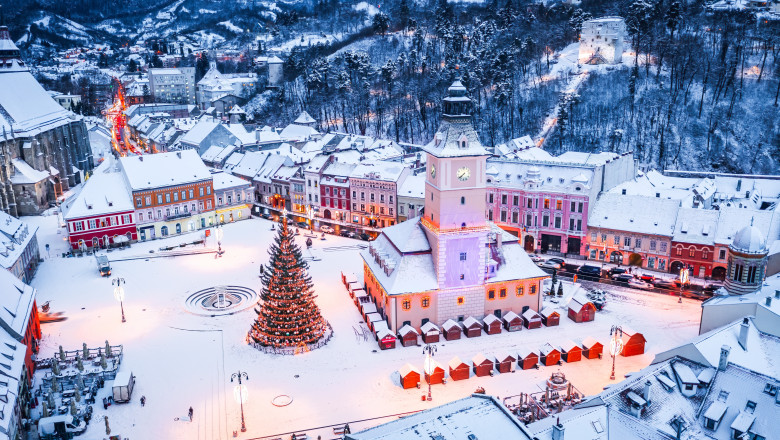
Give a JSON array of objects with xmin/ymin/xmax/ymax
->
[
  {"xmin": 430, "ymin": 164, "xmax": 436, "ymax": 178},
  {"xmin": 457, "ymin": 167, "xmax": 471, "ymax": 181}
]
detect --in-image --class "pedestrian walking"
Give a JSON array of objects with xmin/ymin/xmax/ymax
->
[
  {"xmin": 140, "ymin": 396, "xmax": 146, "ymax": 406},
  {"xmin": 188, "ymin": 406, "xmax": 193, "ymax": 421}
]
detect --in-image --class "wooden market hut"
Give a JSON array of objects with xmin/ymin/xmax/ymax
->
[
  {"xmin": 483, "ymin": 314, "xmax": 502, "ymax": 335},
  {"xmin": 502, "ymin": 311, "xmax": 523, "ymax": 332},
  {"xmin": 398, "ymin": 363, "xmax": 420, "ymax": 389},
  {"xmin": 495, "ymin": 352, "xmax": 517, "ymax": 373},
  {"xmin": 353, "ymin": 289, "xmax": 369, "ymax": 306},
  {"xmin": 373, "ymin": 321, "xmax": 390, "ymax": 340},
  {"xmin": 472, "ymin": 353, "xmax": 495, "ymax": 377},
  {"xmin": 517, "ymin": 347, "xmax": 538, "ymax": 370},
  {"xmin": 448, "ymin": 356, "xmax": 470, "ymax": 381},
  {"xmin": 567, "ymin": 294, "xmax": 596, "ymax": 323},
  {"xmin": 540, "ymin": 307, "xmax": 560, "ymax": 327},
  {"xmin": 365, "ymin": 312, "xmax": 385, "ymax": 331},
  {"xmin": 377, "ymin": 329, "xmax": 397, "ymax": 350},
  {"xmin": 420, "ymin": 321, "xmax": 440, "ymax": 344},
  {"xmin": 522, "ymin": 309, "xmax": 542, "ymax": 329},
  {"xmin": 424, "ymin": 360, "xmax": 445, "ymax": 385},
  {"xmin": 342, "ymin": 272, "xmax": 358, "ymax": 287},
  {"xmin": 360, "ymin": 302, "xmax": 378, "ymax": 320},
  {"xmin": 539, "ymin": 343, "xmax": 561, "ymax": 366},
  {"xmin": 560, "ymin": 340, "xmax": 582, "ymax": 363},
  {"xmin": 582, "ymin": 337, "xmax": 603, "ymax": 359},
  {"xmin": 463, "ymin": 317, "xmax": 483, "ymax": 338},
  {"xmin": 398, "ymin": 324, "xmax": 419, "ymax": 347},
  {"xmin": 620, "ymin": 327, "xmax": 647, "ymax": 357},
  {"xmin": 442, "ymin": 319, "xmax": 462, "ymax": 341},
  {"xmin": 347, "ymin": 281, "xmax": 363, "ymax": 297}
]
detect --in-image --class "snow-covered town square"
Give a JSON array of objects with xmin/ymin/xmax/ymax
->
[
  {"xmin": 28, "ymin": 214, "xmax": 707, "ymax": 440},
  {"xmin": 2, "ymin": 0, "xmax": 780, "ymax": 439}
]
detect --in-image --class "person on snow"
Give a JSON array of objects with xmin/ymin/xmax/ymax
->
[
  {"xmin": 140, "ymin": 396, "xmax": 146, "ymax": 407},
  {"xmin": 188, "ymin": 406, "xmax": 194, "ymax": 421}
]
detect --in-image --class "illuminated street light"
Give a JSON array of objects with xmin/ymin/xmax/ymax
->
[
  {"xmin": 112, "ymin": 278, "xmax": 126, "ymax": 323},
  {"xmin": 215, "ymin": 225, "xmax": 224, "ymax": 256},
  {"xmin": 423, "ymin": 344, "xmax": 437, "ymax": 401},
  {"xmin": 678, "ymin": 267, "xmax": 688, "ymax": 304},
  {"xmin": 609, "ymin": 326, "xmax": 623, "ymax": 380},
  {"xmin": 230, "ymin": 371, "xmax": 249, "ymax": 432}
]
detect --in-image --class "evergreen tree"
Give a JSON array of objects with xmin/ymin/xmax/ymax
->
[
  {"xmin": 397, "ymin": 0, "xmax": 410, "ymax": 30},
  {"xmin": 105, "ymin": 340, "xmax": 113, "ymax": 358},
  {"xmin": 557, "ymin": 283, "xmax": 564, "ymax": 297},
  {"xmin": 249, "ymin": 218, "xmax": 327, "ymax": 348},
  {"xmin": 549, "ymin": 270, "xmax": 558, "ymax": 295},
  {"xmin": 82, "ymin": 343, "xmax": 89, "ymax": 359},
  {"xmin": 373, "ymin": 12, "xmax": 390, "ymax": 36},
  {"xmin": 59, "ymin": 345, "xmax": 66, "ymax": 362}
]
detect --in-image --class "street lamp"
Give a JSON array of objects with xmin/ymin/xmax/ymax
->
[
  {"xmin": 307, "ymin": 205, "xmax": 314, "ymax": 232},
  {"xmin": 423, "ymin": 344, "xmax": 438, "ymax": 401},
  {"xmin": 112, "ymin": 278, "xmax": 126, "ymax": 323},
  {"xmin": 678, "ymin": 267, "xmax": 688, "ymax": 303},
  {"xmin": 609, "ymin": 326, "xmax": 623, "ymax": 380},
  {"xmin": 215, "ymin": 225, "xmax": 224, "ymax": 256},
  {"xmin": 230, "ymin": 371, "xmax": 249, "ymax": 432}
]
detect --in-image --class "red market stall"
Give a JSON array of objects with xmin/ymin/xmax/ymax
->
[
  {"xmin": 424, "ymin": 360, "xmax": 445, "ymax": 385},
  {"xmin": 472, "ymin": 353, "xmax": 495, "ymax": 377},
  {"xmin": 540, "ymin": 307, "xmax": 560, "ymax": 327},
  {"xmin": 360, "ymin": 302, "xmax": 378, "ymax": 321},
  {"xmin": 442, "ymin": 319, "xmax": 462, "ymax": 341},
  {"xmin": 483, "ymin": 314, "xmax": 502, "ymax": 335},
  {"xmin": 463, "ymin": 317, "xmax": 482, "ymax": 338},
  {"xmin": 567, "ymin": 294, "xmax": 596, "ymax": 323},
  {"xmin": 582, "ymin": 337, "xmax": 603, "ymax": 359},
  {"xmin": 560, "ymin": 340, "xmax": 582, "ymax": 363},
  {"xmin": 495, "ymin": 352, "xmax": 517, "ymax": 373},
  {"xmin": 448, "ymin": 356, "xmax": 470, "ymax": 381},
  {"xmin": 420, "ymin": 322, "xmax": 440, "ymax": 344},
  {"xmin": 377, "ymin": 329, "xmax": 397, "ymax": 350},
  {"xmin": 620, "ymin": 327, "xmax": 647, "ymax": 357},
  {"xmin": 398, "ymin": 324, "xmax": 419, "ymax": 347},
  {"xmin": 517, "ymin": 347, "xmax": 538, "ymax": 370},
  {"xmin": 539, "ymin": 343, "xmax": 560, "ymax": 366},
  {"xmin": 522, "ymin": 309, "xmax": 542, "ymax": 329},
  {"xmin": 398, "ymin": 363, "xmax": 420, "ymax": 389},
  {"xmin": 502, "ymin": 311, "xmax": 523, "ymax": 332},
  {"xmin": 365, "ymin": 312, "xmax": 385, "ymax": 331}
]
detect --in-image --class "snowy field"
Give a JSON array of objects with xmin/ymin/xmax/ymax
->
[{"xmin": 25, "ymin": 215, "xmax": 702, "ymax": 439}]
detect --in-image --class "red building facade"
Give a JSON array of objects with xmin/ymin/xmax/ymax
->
[{"xmin": 670, "ymin": 241, "xmax": 715, "ymax": 278}]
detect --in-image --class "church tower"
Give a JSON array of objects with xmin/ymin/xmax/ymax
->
[{"xmin": 421, "ymin": 78, "xmax": 491, "ymax": 297}]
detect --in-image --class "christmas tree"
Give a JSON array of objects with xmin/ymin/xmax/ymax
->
[{"xmin": 249, "ymin": 217, "xmax": 326, "ymax": 348}]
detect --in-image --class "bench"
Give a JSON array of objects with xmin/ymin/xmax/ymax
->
[{"xmin": 291, "ymin": 434, "xmax": 308, "ymax": 440}]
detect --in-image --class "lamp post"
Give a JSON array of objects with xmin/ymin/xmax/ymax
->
[
  {"xmin": 307, "ymin": 205, "xmax": 314, "ymax": 232},
  {"xmin": 282, "ymin": 206, "xmax": 288, "ymax": 227},
  {"xmin": 609, "ymin": 326, "xmax": 623, "ymax": 380},
  {"xmin": 230, "ymin": 371, "xmax": 249, "ymax": 432},
  {"xmin": 112, "ymin": 278, "xmax": 126, "ymax": 323},
  {"xmin": 679, "ymin": 267, "xmax": 688, "ymax": 303},
  {"xmin": 215, "ymin": 225, "xmax": 224, "ymax": 256},
  {"xmin": 423, "ymin": 344, "xmax": 437, "ymax": 401}
]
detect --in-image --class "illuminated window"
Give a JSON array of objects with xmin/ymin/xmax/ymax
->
[
  {"xmin": 544, "ymin": 199, "xmax": 550, "ymax": 209},
  {"xmin": 457, "ymin": 296, "xmax": 465, "ymax": 305},
  {"xmin": 499, "ymin": 288, "xmax": 507, "ymax": 298},
  {"xmin": 488, "ymin": 290, "xmax": 495, "ymax": 300},
  {"xmin": 402, "ymin": 299, "xmax": 411, "ymax": 311},
  {"xmin": 689, "ymin": 249, "xmax": 695, "ymax": 257},
  {"xmin": 421, "ymin": 296, "xmax": 430, "ymax": 308},
  {"xmin": 460, "ymin": 274, "xmax": 464, "ymax": 280},
  {"xmin": 556, "ymin": 200, "xmax": 562, "ymax": 210},
  {"xmin": 530, "ymin": 285, "xmax": 537, "ymax": 295},
  {"xmin": 516, "ymin": 286, "xmax": 524, "ymax": 296}
]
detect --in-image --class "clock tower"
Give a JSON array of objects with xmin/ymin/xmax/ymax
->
[{"xmin": 421, "ymin": 78, "xmax": 491, "ymax": 291}]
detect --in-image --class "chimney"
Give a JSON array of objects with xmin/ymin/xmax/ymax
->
[
  {"xmin": 552, "ymin": 418, "xmax": 564, "ymax": 440},
  {"xmin": 775, "ymin": 290, "xmax": 780, "ymax": 299},
  {"xmin": 738, "ymin": 318, "xmax": 749, "ymax": 350},
  {"xmin": 643, "ymin": 380, "xmax": 652, "ymax": 405},
  {"xmin": 767, "ymin": 297, "xmax": 773, "ymax": 307},
  {"xmin": 718, "ymin": 345, "xmax": 730, "ymax": 371}
]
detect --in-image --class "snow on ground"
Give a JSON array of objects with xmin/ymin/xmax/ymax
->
[
  {"xmin": 270, "ymin": 33, "xmax": 341, "ymax": 53},
  {"xmin": 218, "ymin": 21, "xmax": 244, "ymax": 34},
  {"xmin": 354, "ymin": 1, "xmax": 380, "ymax": 16},
  {"xmin": 25, "ymin": 215, "xmax": 702, "ymax": 440}
]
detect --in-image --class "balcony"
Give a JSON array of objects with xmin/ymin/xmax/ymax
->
[{"xmin": 165, "ymin": 211, "xmax": 192, "ymax": 221}]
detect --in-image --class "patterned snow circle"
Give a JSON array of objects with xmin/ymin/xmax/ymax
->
[
  {"xmin": 271, "ymin": 395, "xmax": 293, "ymax": 407},
  {"xmin": 184, "ymin": 285, "xmax": 258, "ymax": 316}
]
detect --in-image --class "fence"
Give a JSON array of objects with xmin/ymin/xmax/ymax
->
[{"xmin": 248, "ymin": 323, "xmax": 334, "ymax": 355}]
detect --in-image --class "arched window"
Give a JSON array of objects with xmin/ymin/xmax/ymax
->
[{"xmin": 734, "ymin": 264, "xmax": 744, "ymax": 281}]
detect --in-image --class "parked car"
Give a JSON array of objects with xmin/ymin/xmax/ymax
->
[
  {"xmin": 340, "ymin": 230, "xmax": 355, "ymax": 238},
  {"xmin": 608, "ymin": 267, "xmax": 627, "ymax": 278},
  {"xmin": 528, "ymin": 254, "xmax": 543, "ymax": 263},
  {"xmin": 627, "ymin": 279, "xmax": 654, "ymax": 290},
  {"xmin": 320, "ymin": 225, "xmax": 334, "ymax": 234},
  {"xmin": 96, "ymin": 255, "xmax": 111, "ymax": 277},
  {"xmin": 296, "ymin": 221, "xmax": 310, "ymax": 229},
  {"xmin": 653, "ymin": 279, "xmax": 677, "ymax": 290},
  {"xmin": 260, "ymin": 213, "xmax": 272, "ymax": 220},
  {"xmin": 577, "ymin": 264, "xmax": 602, "ymax": 280},
  {"xmin": 540, "ymin": 257, "xmax": 566, "ymax": 270},
  {"xmin": 639, "ymin": 274, "xmax": 655, "ymax": 283},
  {"xmin": 613, "ymin": 274, "xmax": 635, "ymax": 285},
  {"xmin": 38, "ymin": 415, "xmax": 86, "ymax": 437},
  {"xmin": 358, "ymin": 233, "xmax": 371, "ymax": 241},
  {"xmin": 703, "ymin": 283, "xmax": 723, "ymax": 295}
]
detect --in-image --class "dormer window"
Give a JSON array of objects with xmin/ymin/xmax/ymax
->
[{"xmin": 458, "ymin": 134, "xmax": 468, "ymax": 149}]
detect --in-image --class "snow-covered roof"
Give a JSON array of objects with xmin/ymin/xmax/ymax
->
[
  {"xmin": 211, "ymin": 171, "xmax": 251, "ymax": 191},
  {"xmin": 581, "ymin": 337, "xmax": 601, "ymax": 349},
  {"xmin": 539, "ymin": 343, "xmax": 558, "ymax": 355},
  {"xmin": 420, "ymin": 116, "xmax": 490, "ymax": 158},
  {"xmin": 491, "ymin": 242, "xmax": 548, "ymax": 282},
  {"xmin": 485, "ymin": 159, "xmax": 596, "ymax": 192},
  {"xmin": 380, "ymin": 217, "xmax": 431, "ymax": 253},
  {"xmin": 398, "ymin": 363, "xmax": 419, "ymax": 377},
  {"xmin": 397, "ymin": 174, "xmax": 425, "ymax": 200},
  {"xmin": 10, "ymin": 158, "xmax": 50, "ymax": 184},
  {"xmin": 463, "ymin": 316, "xmax": 481, "ymax": 328},
  {"xmin": 483, "ymin": 314, "xmax": 501, "ymax": 325},
  {"xmin": 730, "ymin": 224, "xmax": 767, "ymax": 254},
  {"xmin": 178, "ymin": 118, "xmax": 220, "ymax": 146},
  {"xmin": 522, "ymin": 309, "xmax": 540, "ymax": 320},
  {"xmin": 471, "ymin": 353, "xmax": 491, "ymax": 365},
  {"xmin": 294, "ymin": 111, "xmax": 315, "ymax": 124},
  {"xmin": 120, "ymin": 150, "xmax": 211, "ymax": 191},
  {"xmin": 350, "ymin": 161, "xmax": 408, "ymax": 183},
  {"xmin": 398, "ymin": 324, "xmax": 418, "ymax": 336},
  {"xmin": 0, "ymin": 212, "xmax": 37, "ymax": 271},
  {"xmin": 517, "ymin": 346, "xmax": 536, "ymax": 359},
  {"xmin": 503, "ymin": 310, "xmax": 521, "ymax": 322},
  {"xmin": 713, "ymin": 207, "xmax": 777, "ymax": 247},
  {"xmin": 420, "ymin": 321, "xmax": 439, "ymax": 335},
  {"xmin": 0, "ymin": 269, "xmax": 36, "ymax": 341},
  {"xmin": 442, "ymin": 319, "xmax": 460, "ymax": 332},
  {"xmin": 361, "ymin": 233, "xmax": 438, "ymax": 296},
  {"xmin": 672, "ymin": 208, "xmax": 719, "ymax": 245},
  {"xmin": 279, "ymin": 124, "xmax": 319, "ymax": 142},
  {"xmin": 589, "ymin": 193, "xmax": 680, "ymax": 236},
  {"xmin": 63, "ymin": 162, "xmax": 133, "ymax": 220}
]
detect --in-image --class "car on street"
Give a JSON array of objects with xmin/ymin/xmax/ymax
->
[
  {"xmin": 358, "ymin": 233, "xmax": 372, "ymax": 241},
  {"xmin": 340, "ymin": 230, "xmax": 355, "ymax": 238},
  {"xmin": 576, "ymin": 264, "xmax": 602, "ymax": 281},
  {"xmin": 653, "ymin": 279, "xmax": 677, "ymax": 290},
  {"xmin": 608, "ymin": 267, "xmax": 627, "ymax": 278},
  {"xmin": 296, "ymin": 221, "xmax": 309, "ymax": 229},
  {"xmin": 613, "ymin": 274, "xmax": 635, "ymax": 285},
  {"xmin": 320, "ymin": 225, "xmax": 334, "ymax": 234},
  {"xmin": 260, "ymin": 213, "xmax": 272, "ymax": 220},
  {"xmin": 627, "ymin": 279, "xmax": 654, "ymax": 290},
  {"xmin": 528, "ymin": 253, "xmax": 543, "ymax": 263},
  {"xmin": 540, "ymin": 257, "xmax": 565, "ymax": 270},
  {"xmin": 639, "ymin": 274, "xmax": 655, "ymax": 283}
]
